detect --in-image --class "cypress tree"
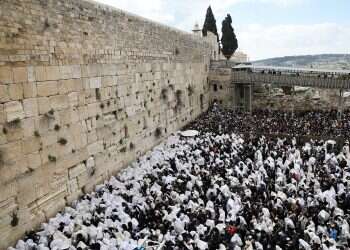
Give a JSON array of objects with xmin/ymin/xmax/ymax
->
[
  {"xmin": 202, "ymin": 6, "xmax": 219, "ymax": 41},
  {"xmin": 221, "ymin": 14, "xmax": 238, "ymax": 60}
]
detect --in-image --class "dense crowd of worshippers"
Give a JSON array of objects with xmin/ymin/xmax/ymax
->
[
  {"xmin": 186, "ymin": 105, "xmax": 350, "ymax": 139},
  {"xmin": 11, "ymin": 107, "xmax": 350, "ymax": 250}
]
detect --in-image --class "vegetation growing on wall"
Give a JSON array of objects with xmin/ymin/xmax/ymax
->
[
  {"xmin": 175, "ymin": 90, "xmax": 183, "ymax": 111},
  {"xmin": 155, "ymin": 127, "xmax": 162, "ymax": 138},
  {"xmin": 0, "ymin": 150, "xmax": 4, "ymax": 167},
  {"xmin": 58, "ymin": 138, "xmax": 68, "ymax": 145},
  {"xmin": 10, "ymin": 212, "xmax": 19, "ymax": 227},
  {"xmin": 161, "ymin": 88, "xmax": 168, "ymax": 100},
  {"xmin": 7, "ymin": 118, "xmax": 21, "ymax": 128},
  {"xmin": 200, "ymin": 94, "xmax": 205, "ymax": 109},
  {"xmin": 187, "ymin": 85, "xmax": 194, "ymax": 96}
]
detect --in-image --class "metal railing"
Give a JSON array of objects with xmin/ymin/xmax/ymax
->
[{"xmin": 232, "ymin": 71, "xmax": 350, "ymax": 89}]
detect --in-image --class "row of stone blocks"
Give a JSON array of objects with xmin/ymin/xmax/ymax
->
[{"xmin": 0, "ymin": 61, "xmax": 210, "ymax": 249}]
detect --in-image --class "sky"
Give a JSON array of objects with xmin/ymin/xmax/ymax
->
[{"xmin": 94, "ymin": 0, "xmax": 350, "ymax": 60}]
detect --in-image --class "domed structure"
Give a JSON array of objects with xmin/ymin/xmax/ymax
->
[{"xmin": 192, "ymin": 22, "xmax": 202, "ymax": 36}]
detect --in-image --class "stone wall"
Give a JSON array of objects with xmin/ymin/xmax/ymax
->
[
  {"xmin": 0, "ymin": 0, "xmax": 215, "ymax": 248},
  {"xmin": 209, "ymin": 61, "xmax": 235, "ymax": 107},
  {"xmin": 253, "ymin": 88, "xmax": 347, "ymax": 111}
]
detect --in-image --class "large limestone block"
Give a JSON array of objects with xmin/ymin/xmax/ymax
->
[
  {"xmin": 0, "ymin": 141, "xmax": 22, "ymax": 165},
  {"xmin": 68, "ymin": 92, "xmax": 78, "ymax": 107},
  {"xmin": 58, "ymin": 79, "xmax": 75, "ymax": 94},
  {"xmin": 78, "ymin": 92, "xmax": 86, "ymax": 106},
  {"xmin": 87, "ymin": 103, "xmax": 98, "ymax": 117},
  {"xmin": 37, "ymin": 97, "xmax": 50, "ymax": 115},
  {"xmin": 0, "ymin": 181, "xmax": 17, "ymax": 204},
  {"xmin": 49, "ymin": 95, "xmax": 69, "ymax": 110},
  {"xmin": 0, "ymin": 84, "xmax": 9, "ymax": 103},
  {"xmin": 27, "ymin": 66, "xmax": 35, "ymax": 82},
  {"xmin": 36, "ymin": 190, "xmax": 67, "ymax": 221},
  {"xmin": 102, "ymin": 76, "xmax": 115, "ymax": 87},
  {"xmin": 61, "ymin": 79, "xmax": 82, "ymax": 93},
  {"xmin": 87, "ymin": 141, "xmax": 103, "ymax": 155},
  {"xmin": 5, "ymin": 101, "xmax": 25, "ymax": 122},
  {"xmin": 78, "ymin": 105, "xmax": 88, "ymax": 121},
  {"xmin": 69, "ymin": 108, "xmax": 80, "ymax": 123},
  {"xmin": 57, "ymin": 108, "xmax": 72, "ymax": 125},
  {"xmin": 55, "ymin": 148, "xmax": 89, "ymax": 171},
  {"xmin": 39, "ymin": 145, "xmax": 57, "ymax": 165},
  {"xmin": 41, "ymin": 131, "xmax": 57, "ymax": 147},
  {"xmin": 68, "ymin": 163, "xmax": 86, "ymax": 179},
  {"xmin": 13, "ymin": 67, "xmax": 28, "ymax": 83},
  {"xmin": 37, "ymin": 81, "xmax": 58, "ymax": 97},
  {"xmin": 22, "ymin": 136, "xmax": 41, "ymax": 154},
  {"xmin": 45, "ymin": 66, "xmax": 60, "ymax": 81},
  {"xmin": 34, "ymin": 66, "xmax": 46, "ymax": 82},
  {"xmin": 9, "ymin": 83, "xmax": 23, "ymax": 100},
  {"xmin": 23, "ymin": 98, "xmax": 38, "ymax": 117},
  {"xmin": 71, "ymin": 65, "xmax": 82, "ymax": 79},
  {"xmin": 27, "ymin": 152, "xmax": 42, "ymax": 170},
  {"xmin": 23, "ymin": 82, "xmax": 37, "ymax": 98},
  {"xmin": 59, "ymin": 65, "xmax": 73, "ymax": 79},
  {"xmin": 71, "ymin": 123, "xmax": 88, "ymax": 149},
  {"xmin": 0, "ymin": 66, "xmax": 13, "ymax": 83},
  {"xmin": 90, "ymin": 77, "xmax": 102, "ymax": 89}
]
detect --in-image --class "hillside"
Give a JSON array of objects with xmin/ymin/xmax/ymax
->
[{"xmin": 253, "ymin": 54, "xmax": 350, "ymax": 70}]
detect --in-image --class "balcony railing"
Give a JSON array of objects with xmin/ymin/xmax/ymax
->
[{"xmin": 232, "ymin": 71, "xmax": 350, "ymax": 89}]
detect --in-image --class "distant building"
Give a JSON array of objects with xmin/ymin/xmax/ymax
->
[
  {"xmin": 219, "ymin": 50, "xmax": 249, "ymax": 63},
  {"xmin": 232, "ymin": 51, "xmax": 249, "ymax": 63},
  {"xmin": 191, "ymin": 22, "xmax": 249, "ymax": 62},
  {"xmin": 192, "ymin": 23, "xmax": 202, "ymax": 36},
  {"xmin": 192, "ymin": 22, "xmax": 219, "ymax": 60}
]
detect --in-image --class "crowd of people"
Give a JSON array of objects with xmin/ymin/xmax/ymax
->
[
  {"xmin": 186, "ymin": 106, "xmax": 350, "ymax": 139},
  {"xmin": 11, "ymin": 107, "xmax": 350, "ymax": 250}
]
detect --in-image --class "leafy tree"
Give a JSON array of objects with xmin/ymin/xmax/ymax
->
[
  {"xmin": 221, "ymin": 14, "xmax": 238, "ymax": 60},
  {"xmin": 202, "ymin": 6, "xmax": 219, "ymax": 41}
]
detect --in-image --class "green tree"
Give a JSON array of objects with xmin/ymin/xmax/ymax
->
[
  {"xmin": 202, "ymin": 6, "xmax": 219, "ymax": 41},
  {"xmin": 221, "ymin": 14, "xmax": 238, "ymax": 60}
]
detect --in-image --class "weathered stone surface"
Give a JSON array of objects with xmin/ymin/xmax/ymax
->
[
  {"xmin": 8, "ymin": 83, "xmax": 23, "ymax": 100},
  {"xmin": 4, "ymin": 101, "xmax": 25, "ymax": 122},
  {"xmin": 0, "ymin": 0, "xmax": 214, "ymax": 247},
  {"xmin": 23, "ymin": 82, "xmax": 37, "ymax": 98},
  {"xmin": 13, "ymin": 67, "xmax": 28, "ymax": 83},
  {"xmin": 0, "ymin": 85, "xmax": 9, "ymax": 103},
  {"xmin": 37, "ymin": 97, "xmax": 51, "ymax": 115},
  {"xmin": 68, "ymin": 163, "xmax": 86, "ymax": 179},
  {"xmin": 0, "ymin": 67, "xmax": 13, "ymax": 83},
  {"xmin": 49, "ymin": 95, "xmax": 69, "ymax": 110},
  {"xmin": 23, "ymin": 98, "xmax": 38, "ymax": 117},
  {"xmin": 37, "ymin": 81, "xmax": 58, "ymax": 97}
]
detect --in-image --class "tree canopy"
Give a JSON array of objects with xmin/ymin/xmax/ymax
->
[
  {"xmin": 202, "ymin": 6, "xmax": 219, "ymax": 41},
  {"xmin": 221, "ymin": 14, "xmax": 238, "ymax": 60}
]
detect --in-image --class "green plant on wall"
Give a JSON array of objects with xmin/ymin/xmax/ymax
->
[
  {"xmin": 161, "ymin": 88, "xmax": 168, "ymax": 100},
  {"xmin": 58, "ymin": 138, "xmax": 68, "ymax": 145},
  {"xmin": 155, "ymin": 127, "xmax": 162, "ymax": 138},
  {"xmin": 187, "ymin": 85, "xmax": 194, "ymax": 96},
  {"xmin": 7, "ymin": 118, "xmax": 21, "ymax": 128},
  {"xmin": 175, "ymin": 90, "xmax": 183, "ymax": 111},
  {"xmin": 0, "ymin": 150, "xmax": 4, "ymax": 167},
  {"xmin": 200, "ymin": 94, "xmax": 205, "ymax": 109}
]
